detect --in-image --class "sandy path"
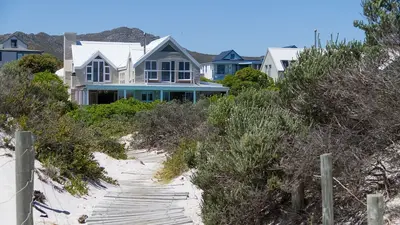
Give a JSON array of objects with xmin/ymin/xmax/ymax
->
[{"xmin": 86, "ymin": 150, "xmax": 196, "ymax": 225}]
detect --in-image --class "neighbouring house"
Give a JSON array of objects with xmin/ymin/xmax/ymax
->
[
  {"xmin": 200, "ymin": 50, "xmax": 262, "ymax": 81},
  {"xmin": 0, "ymin": 35, "xmax": 43, "ymax": 67},
  {"xmin": 260, "ymin": 45, "xmax": 303, "ymax": 81},
  {"xmin": 61, "ymin": 32, "xmax": 229, "ymax": 105}
]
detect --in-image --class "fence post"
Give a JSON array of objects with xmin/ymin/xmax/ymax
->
[
  {"xmin": 15, "ymin": 131, "xmax": 34, "ymax": 225},
  {"xmin": 291, "ymin": 181, "xmax": 304, "ymax": 212},
  {"xmin": 320, "ymin": 153, "xmax": 334, "ymax": 225},
  {"xmin": 367, "ymin": 194, "xmax": 384, "ymax": 225}
]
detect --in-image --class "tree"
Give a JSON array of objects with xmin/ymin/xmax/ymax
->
[
  {"xmin": 18, "ymin": 53, "xmax": 62, "ymax": 74},
  {"xmin": 354, "ymin": 0, "xmax": 400, "ymax": 46},
  {"xmin": 220, "ymin": 67, "xmax": 274, "ymax": 95}
]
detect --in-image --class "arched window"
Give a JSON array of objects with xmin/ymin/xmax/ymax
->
[{"xmin": 86, "ymin": 56, "xmax": 111, "ymax": 82}]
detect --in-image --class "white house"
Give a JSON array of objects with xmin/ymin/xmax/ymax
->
[
  {"xmin": 260, "ymin": 46, "xmax": 303, "ymax": 81},
  {"xmin": 61, "ymin": 32, "xmax": 228, "ymax": 105},
  {"xmin": 0, "ymin": 35, "xmax": 43, "ymax": 67}
]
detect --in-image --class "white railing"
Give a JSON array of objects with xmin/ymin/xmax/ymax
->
[{"xmin": 144, "ymin": 70, "xmax": 194, "ymax": 83}]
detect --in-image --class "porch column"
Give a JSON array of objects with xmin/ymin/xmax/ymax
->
[
  {"xmin": 77, "ymin": 90, "xmax": 81, "ymax": 105},
  {"xmin": 80, "ymin": 90, "xmax": 84, "ymax": 105},
  {"xmin": 160, "ymin": 90, "xmax": 164, "ymax": 101},
  {"xmin": 124, "ymin": 90, "xmax": 127, "ymax": 99},
  {"xmin": 193, "ymin": 90, "xmax": 197, "ymax": 104},
  {"xmin": 85, "ymin": 90, "xmax": 89, "ymax": 105}
]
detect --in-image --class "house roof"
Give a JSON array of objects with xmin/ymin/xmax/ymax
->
[
  {"xmin": 266, "ymin": 47, "xmax": 304, "ymax": 71},
  {"xmin": 1, "ymin": 35, "xmax": 28, "ymax": 47},
  {"xmin": 212, "ymin": 50, "xmax": 243, "ymax": 61},
  {"xmin": 72, "ymin": 36, "xmax": 201, "ymax": 70}
]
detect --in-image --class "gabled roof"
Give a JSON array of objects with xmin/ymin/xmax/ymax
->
[
  {"xmin": 72, "ymin": 41, "xmax": 142, "ymax": 69},
  {"xmin": 72, "ymin": 36, "xmax": 201, "ymax": 70},
  {"xmin": 1, "ymin": 34, "xmax": 28, "ymax": 46},
  {"xmin": 264, "ymin": 47, "xmax": 304, "ymax": 71},
  {"xmin": 133, "ymin": 36, "xmax": 201, "ymax": 68},
  {"xmin": 212, "ymin": 50, "xmax": 243, "ymax": 61}
]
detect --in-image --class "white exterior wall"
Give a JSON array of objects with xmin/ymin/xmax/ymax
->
[
  {"xmin": 260, "ymin": 52, "xmax": 279, "ymax": 81},
  {"xmin": 200, "ymin": 63, "xmax": 213, "ymax": 80}
]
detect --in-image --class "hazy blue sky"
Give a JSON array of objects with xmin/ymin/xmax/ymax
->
[{"xmin": 0, "ymin": 0, "xmax": 366, "ymax": 56}]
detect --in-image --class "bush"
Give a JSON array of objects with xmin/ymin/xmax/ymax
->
[
  {"xmin": 156, "ymin": 140, "xmax": 197, "ymax": 182},
  {"xmin": 193, "ymin": 89, "xmax": 306, "ymax": 225},
  {"xmin": 18, "ymin": 53, "xmax": 61, "ymax": 74},
  {"xmin": 220, "ymin": 67, "xmax": 274, "ymax": 95},
  {"xmin": 135, "ymin": 100, "xmax": 210, "ymax": 151}
]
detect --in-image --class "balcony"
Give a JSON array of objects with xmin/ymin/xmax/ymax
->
[{"xmin": 144, "ymin": 70, "xmax": 194, "ymax": 83}]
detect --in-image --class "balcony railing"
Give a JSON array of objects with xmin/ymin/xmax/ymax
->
[{"xmin": 144, "ymin": 70, "xmax": 194, "ymax": 83}]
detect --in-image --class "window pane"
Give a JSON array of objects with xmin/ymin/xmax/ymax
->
[
  {"xmin": 148, "ymin": 93, "xmax": 153, "ymax": 101},
  {"xmin": 185, "ymin": 62, "xmax": 190, "ymax": 70},
  {"xmin": 171, "ymin": 61, "xmax": 175, "ymax": 71},
  {"xmin": 99, "ymin": 61, "xmax": 104, "ymax": 82},
  {"xmin": 105, "ymin": 62, "xmax": 109, "ymax": 66},
  {"xmin": 87, "ymin": 67, "xmax": 92, "ymax": 73},
  {"xmin": 178, "ymin": 72, "xmax": 184, "ymax": 79},
  {"xmin": 152, "ymin": 61, "xmax": 157, "ymax": 70},
  {"xmin": 179, "ymin": 62, "xmax": 184, "ymax": 70},
  {"xmin": 87, "ymin": 74, "xmax": 92, "ymax": 81},
  {"xmin": 185, "ymin": 72, "xmax": 190, "ymax": 79},
  {"xmin": 145, "ymin": 61, "xmax": 150, "ymax": 70},
  {"xmin": 87, "ymin": 62, "xmax": 92, "ymax": 66},
  {"xmin": 105, "ymin": 67, "xmax": 110, "ymax": 73},
  {"xmin": 142, "ymin": 93, "xmax": 147, "ymax": 101},
  {"xmin": 105, "ymin": 74, "xmax": 110, "ymax": 81},
  {"xmin": 93, "ymin": 62, "xmax": 98, "ymax": 82}
]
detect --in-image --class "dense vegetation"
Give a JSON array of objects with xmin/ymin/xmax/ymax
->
[
  {"xmin": 134, "ymin": 0, "xmax": 400, "ymax": 224},
  {"xmin": 0, "ymin": 54, "xmax": 156, "ymax": 195}
]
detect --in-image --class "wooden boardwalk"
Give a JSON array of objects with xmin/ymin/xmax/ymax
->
[{"xmin": 86, "ymin": 150, "xmax": 194, "ymax": 225}]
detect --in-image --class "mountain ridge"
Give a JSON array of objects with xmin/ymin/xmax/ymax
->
[{"xmin": 0, "ymin": 27, "xmax": 262, "ymax": 64}]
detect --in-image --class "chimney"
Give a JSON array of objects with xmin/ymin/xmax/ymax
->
[
  {"xmin": 314, "ymin": 29, "xmax": 317, "ymax": 48},
  {"xmin": 143, "ymin": 32, "xmax": 147, "ymax": 54},
  {"xmin": 63, "ymin": 32, "xmax": 76, "ymax": 99}
]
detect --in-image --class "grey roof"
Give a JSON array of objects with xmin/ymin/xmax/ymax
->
[
  {"xmin": 212, "ymin": 50, "xmax": 243, "ymax": 61},
  {"xmin": 0, "ymin": 48, "xmax": 43, "ymax": 53}
]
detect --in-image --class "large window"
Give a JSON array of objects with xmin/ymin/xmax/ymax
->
[
  {"xmin": 0, "ymin": 52, "xmax": 2, "ymax": 61},
  {"xmin": 145, "ymin": 61, "xmax": 157, "ymax": 80},
  {"xmin": 141, "ymin": 91, "xmax": 154, "ymax": 102},
  {"xmin": 86, "ymin": 58, "xmax": 111, "ymax": 82},
  {"xmin": 178, "ymin": 61, "xmax": 191, "ymax": 80},
  {"xmin": 216, "ymin": 64, "xmax": 225, "ymax": 74}
]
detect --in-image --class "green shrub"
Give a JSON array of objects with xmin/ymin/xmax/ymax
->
[
  {"xmin": 135, "ymin": 100, "xmax": 209, "ymax": 151},
  {"xmin": 18, "ymin": 53, "xmax": 61, "ymax": 74},
  {"xmin": 220, "ymin": 67, "xmax": 274, "ymax": 95},
  {"xmin": 156, "ymin": 140, "xmax": 197, "ymax": 182},
  {"xmin": 193, "ymin": 89, "xmax": 306, "ymax": 225}
]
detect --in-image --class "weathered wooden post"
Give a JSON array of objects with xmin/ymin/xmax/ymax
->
[
  {"xmin": 15, "ymin": 131, "xmax": 34, "ymax": 225},
  {"xmin": 291, "ymin": 181, "xmax": 304, "ymax": 211},
  {"xmin": 320, "ymin": 153, "xmax": 334, "ymax": 225},
  {"xmin": 367, "ymin": 194, "xmax": 384, "ymax": 225}
]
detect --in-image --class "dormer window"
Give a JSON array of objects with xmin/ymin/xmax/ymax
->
[
  {"xmin": 11, "ymin": 40, "xmax": 17, "ymax": 48},
  {"xmin": 281, "ymin": 60, "xmax": 289, "ymax": 70},
  {"xmin": 230, "ymin": 54, "xmax": 235, "ymax": 59}
]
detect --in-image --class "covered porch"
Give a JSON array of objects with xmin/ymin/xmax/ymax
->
[{"xmin": 74, "ymin": 83, "xmax": 229, "ymax": 105}]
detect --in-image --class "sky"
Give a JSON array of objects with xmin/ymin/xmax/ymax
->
[{"xmin": 0, "ymin": 0, "xmax": 366, "ymax": 56}]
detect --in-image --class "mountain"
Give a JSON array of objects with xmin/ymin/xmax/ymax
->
[{"xmin": 0, "ymin": 27, "xmax": 262, "ymax": 64}]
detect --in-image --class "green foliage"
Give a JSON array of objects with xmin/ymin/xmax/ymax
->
[
  {"xmin": 64, "ymin": 176, "xmax": 89, "ymax": 196},
  {"xmin": 220, "ymin": 67, "xmax": 274, "ymax": 95},
  {"xmin": 69, "ymin": 98, "xmax": 159, "ymax": 126},
  {"xmin": 18, "ymin": 53, "xmax": 61, "ymax": 74},
  {"xmin": 156, "ymin": 140, "xmax": 197, "ymax": 182},
  {"xmin": 194, "ymin": 89, "xmax": 306, "ymax": 224},
  {"xmin": 278, "ymin": 41, "xmax": 365, "ymax": 122},
  {"xmin": 354, "ymin": 0, "xmax": 400, "ymax": 46},
  {"xmin": 33, "ymin": 72, "xmax": 69, "ymax": 103},
  {"xmin": 200, "ymin": 76, "xmax": 214, "ymax": 82},
  {"xmin": 135, "ymin": 100, "xmax": 208, "ymax": 151}
]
